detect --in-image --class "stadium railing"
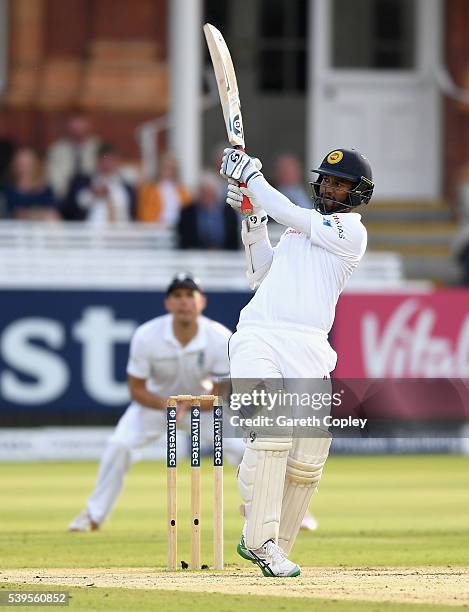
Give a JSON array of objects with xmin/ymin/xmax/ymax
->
[{"xmin": 0, "ymin": 220, "xmax": 425, "ymax": 290}]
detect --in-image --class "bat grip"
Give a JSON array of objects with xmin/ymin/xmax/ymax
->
[
  {"xmin": 236, "ymin": 146, "xmax": 253, "ymax": 214},
  {"xmin": 239, "ymin": 182, "xmax": 252, "ymax": 214}
]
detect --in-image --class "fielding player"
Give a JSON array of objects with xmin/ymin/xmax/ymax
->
[
  {"xmin": 221, "ymin": 147, "xmax": 374, "ymax": 576},
  {"xmin": 69, "ymin": 273, "xmax": 241, "ymax": 531}
]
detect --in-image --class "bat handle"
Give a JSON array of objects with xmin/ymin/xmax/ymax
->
[
  {"xmin": 236, "ymin": 147, "xmax": 253, "ymax": 215},
  {"xmin": 239, "ymin": 182, "xmax": 252, "ymax": 214}
]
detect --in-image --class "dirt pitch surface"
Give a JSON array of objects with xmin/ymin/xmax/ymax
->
[{"xmin": 2, "ymin": 567, "xmax": 469, "ymax": 607}]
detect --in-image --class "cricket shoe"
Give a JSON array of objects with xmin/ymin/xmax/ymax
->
[
  {"xmin": 237, "ymin": 534, "xmax": 301, "ymax": 577},
  {"xmin": 300, "ymin": 511, "xmax": 318, "ymax": 531},
  {"xmin": 68, "ymin": 509, "xmax": 99, "ymax": 532}
]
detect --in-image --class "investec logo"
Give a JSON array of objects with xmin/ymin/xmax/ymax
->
[
  {"xmin": 167, "ymin": 408, "xmax": 177, "ymax": 467},
  {"xmin": 191, "ymin": 407, "xmax": 200, "ymax": 467},
  {"xmin": 213, "ymin": 407, "xmax": 223, "ymax": 466}
]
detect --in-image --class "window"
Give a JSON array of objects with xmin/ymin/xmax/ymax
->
[
  {"xmin": 258, "ymin": 0, "xmax": 308, "ymax": 92},
  {"xmin": 203, "ymin": 0, "xmax": 229, "ymax": 95},
  {"xmin": 204, "ymin": 0, "xmax": 228, "ymax": 35},
  {"xmin": 332, "ymin": 0, "xmax": 416, "ymax": 69}
]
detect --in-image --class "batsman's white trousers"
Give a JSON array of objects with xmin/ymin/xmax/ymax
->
[
  {"xmin": 87, "ymin": 404, "xmax": 244, "ymax": 524},
  {"xmin": 229, "ymin": 325, "xmax": 337, "ymax": 379},
  {"xmin": 229, "ymin": 325, "xmax": 336, "ymax": 550}
]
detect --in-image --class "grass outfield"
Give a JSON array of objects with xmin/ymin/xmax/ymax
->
[{"xmin": 1, "ymin": 455, "xmax": 469, "ymax": 610}]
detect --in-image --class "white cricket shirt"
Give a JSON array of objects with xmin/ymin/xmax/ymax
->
[
  {"xmin": 238, "ymin": 210, "xmax": 367, "ymax": 335},
  {"xmin": 127, "ymin": 314, "xmax": 231, "ymax": 399}
]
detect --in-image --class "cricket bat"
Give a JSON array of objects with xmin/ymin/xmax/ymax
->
[{"xmin": 203, "ymin": 23, "xmax": 253, "ymax": 214}]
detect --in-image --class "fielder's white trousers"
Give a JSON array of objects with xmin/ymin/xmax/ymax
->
[{"xmin": 87, "ymin": 403, "xmax": 244, "ymax": 524}]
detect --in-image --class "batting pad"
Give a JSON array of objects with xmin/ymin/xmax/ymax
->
[
  {"xmin": 278, "ymin": 435, "xmax": 332, "ymax": 555},
  {"xmin": 237, "ymin": 438, "xmax": 291, "ymax": 550}
]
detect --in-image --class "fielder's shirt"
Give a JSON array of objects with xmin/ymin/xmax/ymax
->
[{"xmin": 127, "ymin": 314, "xmax": 231, "ymax": 402}]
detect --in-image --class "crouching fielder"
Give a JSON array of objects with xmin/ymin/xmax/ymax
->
[
  {"xmin": 221, "ymin": 148, "xmax": 374, "ymax": 577},
  {"xmin": 69, "ymin": 274, "xmax": 243, "ymax": 532}
]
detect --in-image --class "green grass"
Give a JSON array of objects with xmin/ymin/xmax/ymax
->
[
  {"xmin": 1, "ymin": 456, "xmax": 468, "ymax": 568},
  {"xmin": 1, "ymin": 456, "xmax": 469, "ymax": 610}
]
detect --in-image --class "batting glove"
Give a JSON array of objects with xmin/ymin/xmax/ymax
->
[
  {"xmin": 226, "ymin": 182, "xmax": 267, "ymax": 229},
  {"xmin": 220, "ymin": 148, "xmax": 263, "ymax": 185}
]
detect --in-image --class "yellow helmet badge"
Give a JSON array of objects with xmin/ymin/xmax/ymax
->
[{"xmin": 327, "ymin": 150, "xmax": 344, "ymax": 164}]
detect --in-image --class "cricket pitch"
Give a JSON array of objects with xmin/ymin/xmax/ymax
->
[{"xmin": 2, "ymin": 566, "xmax": 468, "ymax": 607}]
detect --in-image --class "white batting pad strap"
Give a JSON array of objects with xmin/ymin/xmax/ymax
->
[
  {"xmin": 278, "ymin": 436, "xmax": 332, "ymax": 555},
  {"xmin": 238, "ymin": 446, "xmax": 289, "ymax": 550},
  {"xmin": 246, "ymin": 436, "xmax": 292, "ymax": 452},
  {"xmin": 288, "ymin": 435, "xmax": 332, "ymax": 467},
  {"xmin": 285, "ymin": 456, "xmax": 325, "ymax": 484}
]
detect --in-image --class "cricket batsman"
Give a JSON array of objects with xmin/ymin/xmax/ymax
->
[{"xmin": 221, "ymin": 147, "xmax": 374, "ymax": 576}]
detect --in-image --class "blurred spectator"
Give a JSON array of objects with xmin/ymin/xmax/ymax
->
[
  {"xmin": 137, "ymin": 153, "xmax": 191, "ymax": 225},
  {"xmin": 0, "ymin": 147, "xmax": 59, "ymax": 221},
  {"xmin": 212, "ymin": 143, "xmax": 225, "ymax": 167},
  {"xmin": 453, "ymin": 163, "xmax": 469, "ymax": 285},
  {"xmin": 210, "ymin": 141, "xmax": 230, "ymax": 207},
  {"xmin": 178, "ymin": 171, "xmax": 239, "ymax": 250},
  {"xmin": 274, "ymin": 154, "xmax": 313, "ymax": 209},
  {"xmin": 47, "ymin": 110, "xmax": 100, "ymax": 199},
  {"xmin": 62, "ymin": 143, "xmax": 136, "ymax": 224}
]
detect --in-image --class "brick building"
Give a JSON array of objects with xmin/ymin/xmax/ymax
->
[{"xmin": 0, "ymin": 0, "xmax": 467, "ymax": 199}]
